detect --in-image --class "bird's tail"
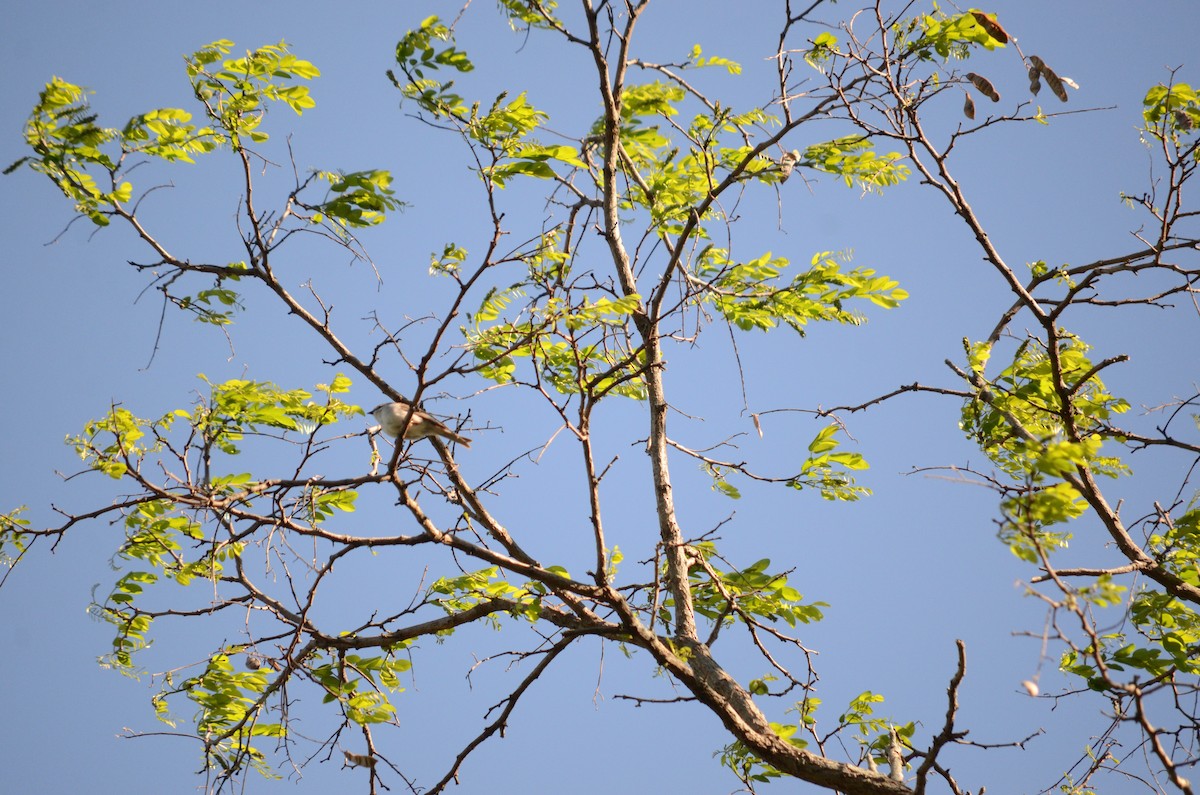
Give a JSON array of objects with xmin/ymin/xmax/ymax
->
[{"xmin": 441, "ymin": 429, "xmax": 472, "ymax": 448}]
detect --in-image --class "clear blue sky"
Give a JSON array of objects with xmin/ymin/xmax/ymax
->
[{"xmin": 2, "ymin": 2, "xmax": 1196, "ymax": 792}]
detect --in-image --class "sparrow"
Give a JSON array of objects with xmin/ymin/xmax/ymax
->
[
  {"xmin": 778, "ymin": 149, "xmax": 801, "ymax": 183},
  {"xmin": 370, "ymin": 400, "xmax": 472, "ymax": 447}
]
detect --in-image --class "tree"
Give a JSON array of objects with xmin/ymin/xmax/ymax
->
[{"xmin": 3, "ymin": 2, "xmax": 1198, "ymax": 793}]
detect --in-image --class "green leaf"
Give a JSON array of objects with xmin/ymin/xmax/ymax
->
[
  {"xmin": 1143, "ymin": 82, "xmax": 1200, "ymax": 137},
  {"xmin": 908, "ymin": 9, "xmax": 1007, "ymax": 59},
  {"xmin": 310, "ymin": 169, "xmax": 406, "ymax": 229},
  {"xmin": 792, "ymin": 424, "xmax": 871, "ymax": 501},
  {"xmin": 696, "ymin": 249, "xmax": 906, "ymax": 334},
  {"xmin": 796, "ymin": 136, "xmax": 909, "ymax": 191},
  {"xmin": 431, "ymin": 243, "xmax": 468, "ymax": 276},
  {"xmin": 686, "ymin": 44, "xmax": 742, "ymax": 74},
  {"xmin": 807, "ymin": 424, "xmax": 840, "ymax": 454}
]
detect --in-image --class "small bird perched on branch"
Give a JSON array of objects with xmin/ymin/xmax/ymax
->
[
  {"xmin": 371, "ymin": 400, "xmax": 472, "ymax": 447},
  {"xmin": 778, "ymin": 149, "xmax": 801, "ymax": 183}
]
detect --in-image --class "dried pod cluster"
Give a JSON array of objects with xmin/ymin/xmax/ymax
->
[
  {"xmin": 961, "ymin": 49, "xmax": 1074, "ymax": 120},
  {"xmin": 963, "ymin": 72, "xmax": 999, "ymax": 119},
  {"xmin": 1029, "ymin": 54, "xmax": 1070, "ymax": 102}
]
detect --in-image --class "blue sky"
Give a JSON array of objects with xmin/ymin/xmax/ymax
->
[{"xmin": 2, "ymin": 2, "xmax": 1197, "ymax": 793}]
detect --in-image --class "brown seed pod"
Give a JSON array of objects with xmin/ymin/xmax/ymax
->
[
  {"xmin": 970, "ymin": 11, "xmax": 1009, "ymax": 44},
  {"xmin": 1041, "ymin": 65, "xmax": 1069, "ymax": 102},
  {"xmin": 964, "ymin": 92, "xmax": 976, "ymax": 119},
  {"xmin": 1029, "ymin": 75, "xmax": 1042, "ymax": 96},
  {"xmin": 966, "ymin": 72, "xmax": 1000, "ymax": 102},
  {"xmin": 1028, "ymin": 56, "xmax": 1068, "ymax": 101}
]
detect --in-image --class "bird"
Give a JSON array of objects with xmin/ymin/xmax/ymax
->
[
  {"xmin": 777, "ymin": 149, "xmax": 801, "ymax": 183},
  {"xmin": 370, "ymin": 400, "xmax": 472, "ymax": 447}
]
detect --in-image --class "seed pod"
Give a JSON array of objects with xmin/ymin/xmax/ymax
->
[
  {"xmin": 970, "ymin": 11, "xmax": 1009, "ymax": 44},
  {"xmin": 963, "ymin": 92, "xmax": 976, "ymax": 119},
  {"xmin": 1042, "ymin": 66, "xmax": 1069, "ymax": 102},
  {"xmin": 1028, "ymin": 55, "xmax": 1068, "ymax": 102},
  {"xmin": 1029, "ymin": 61, "xmax": 1044, "ymax": 98},
  {"xmin": 966, "ymin": 72, "xmax": 1000, "ymax": 102}
]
